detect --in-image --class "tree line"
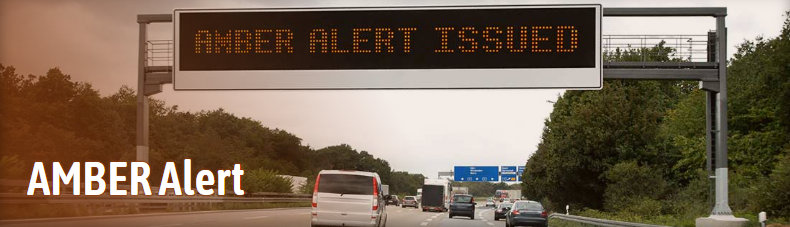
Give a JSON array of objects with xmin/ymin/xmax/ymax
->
[
  {"xmin": 522, "ymin": 13, "xmax": 790, "ymax": 222},
  {"xmin": 0, "ymin": 66, "xmax": 424, "ymax": 195}
]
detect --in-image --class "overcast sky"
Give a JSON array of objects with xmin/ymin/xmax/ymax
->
[{"xmin": 1, "ymin": 0, "xmax": 787, "ymax": 179}]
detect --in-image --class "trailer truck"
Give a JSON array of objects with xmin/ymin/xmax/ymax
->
[{"xmin": 421, "ymin": 179, "xmax": 451, "ymax": 212}]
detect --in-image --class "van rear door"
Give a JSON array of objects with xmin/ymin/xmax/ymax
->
[{"xmin": 315, "ymin": 173, "xmax": 376, "ymax": 225}]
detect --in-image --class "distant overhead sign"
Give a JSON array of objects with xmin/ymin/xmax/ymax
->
[
  {"xmin": 501, "ymin": 166, "xmax": 519, "ymax": 182},
  {"xmin": 454, "ymin": 166, "xmax": 499, "ymax": 182},
  {"xmin": 518, "ymin": 166, "xmax": 525, "ymax": 181},
  {"xmin": 173, "ymin": 5, "xmax": 602, "ymax": 90}
]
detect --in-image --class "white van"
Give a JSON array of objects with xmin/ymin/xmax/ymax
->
[{"xmin": 311, "ymin": 170, "xmax": 387, "ymax": 227}]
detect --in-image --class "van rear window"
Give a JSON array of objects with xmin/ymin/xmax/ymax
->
[{"xmin": 318, "ymin": 174, "xmax": 374, "ymax": 195}]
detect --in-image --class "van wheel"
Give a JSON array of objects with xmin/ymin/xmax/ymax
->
[
  {"xmin": 471, "ymin": 216, "xmax": 475, "ymax": 220},
  {"xmin": 449, "ymin": 214, "xmax": 454, "ymax": 218}
]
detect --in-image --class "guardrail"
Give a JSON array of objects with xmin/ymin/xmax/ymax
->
[
  {"xmin": 0, "ymin": 179, "xmax": 311, "ymax": 215},
  {"xmin": 0, "ymin": 193, "xmax": 311, "ymax": 204},
  {"xmin": 550, "ymin": 213, "xmax": 671, "ymax": 227}
]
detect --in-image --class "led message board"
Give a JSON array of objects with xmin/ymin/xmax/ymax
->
[{"xmin": 174, "ymin": 5, "xmax": 601, "ymax": 90}]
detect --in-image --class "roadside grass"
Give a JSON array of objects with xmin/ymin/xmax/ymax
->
[
  {"xmin": 548, "ymin": 209, "xmax": 790, "ymax": 227},
  {"xmin": 0, "ymin": 202, "xmax": 311, "ymax": 220}
]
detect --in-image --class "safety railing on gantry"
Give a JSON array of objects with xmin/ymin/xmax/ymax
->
[
  {"xmin": 144, "ymin": 34, "xmax": 716, "ymax": 70},
  {"xmin": 146, "ymin": 40, "xmax": 173, "ymax": 68},
  {"xmin": 603, "ymin": 34, "xmax": 713, "ymax": 63}
]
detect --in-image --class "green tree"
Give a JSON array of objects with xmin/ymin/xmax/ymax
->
[
  {"xmin": 523, "ymin": 41, "xmax": 689, "ymax": 210},
  {"xmin": 603, "ymin": 161, "xmax": 668, "ymax": 212},
  {"xmin": 241, "ymin": 168, "xmax": 294, "ymax": 194}
]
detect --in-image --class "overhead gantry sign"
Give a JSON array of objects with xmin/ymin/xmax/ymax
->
[{"xmin": 173, "ymin": 5, "xmax": 602, "ymax": 90}]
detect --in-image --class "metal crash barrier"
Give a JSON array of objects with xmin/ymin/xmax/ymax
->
[{"xmin": 549, "ymin": 213, "xmax": 671, "ymax": 227}]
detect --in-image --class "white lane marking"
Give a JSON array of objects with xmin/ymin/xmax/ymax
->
[
  {"xmin": 487, "ymin": 222, "xmax": 494, "ymax": 226},
  {"xmin": 420, "ymin": 222, "xmax": 429, "ymax": 226},
  {"xmin": 397, "ymin": 210, "xmax": 403, "ymax": 213},
  {"xmin": 147, "ymin": 224, "xmax": 182, "ymax": 227},
  {"xmin": 243, "ymin": 215, "xmax": 269, "ymax": 220},
  {"xmin": 300, "ymin": 212, "xmax": 311, "ymax": 215},
  {"xmin": 427, "ymin": 219, "xmax": 433, "ymax": 221}
]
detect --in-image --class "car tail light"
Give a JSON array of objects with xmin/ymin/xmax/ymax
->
[
  {"xmin": 372, "ymin": 178, "xmax": 379, "ymax": 211},
  {"xmin": 512, "ymin": 210, "xmax": 520, "ymax": 215},
  {"xmin": 312, "ymin": 174, "xmax": 321, "ymax": 208},
  {"xmin": 541, "ymin": 211, "xmax": 548, "ymax": 218}
]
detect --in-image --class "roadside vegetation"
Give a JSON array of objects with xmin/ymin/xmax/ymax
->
[
  {"xmin": 451, "ymin": 181, "xmax": 521, "ymax": 197},
  {"xmin": 0, "ymin": 62, "xmax": 426, "ymax": 217},
  {"xmin": 0, "ymin": 55, "xmax": 428, "ymax": 219},
  {"xmin": 524, "ymin": 12, "xmax": 790, "ymax": 226},
  {"xmin": 0, "ymin": 61, "xmax": 428, "ymax": 194}
]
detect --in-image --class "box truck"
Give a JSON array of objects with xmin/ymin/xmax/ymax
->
[{"xmin": 422, "ymin": 179, "xmax": 451, "ymax": 212}]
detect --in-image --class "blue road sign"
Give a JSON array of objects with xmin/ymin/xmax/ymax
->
[
  {"xmin": 517, "ymin": 166, "xmax": 525, "ymax": 181},
  {"xmin": 454, "ymin": 166, "xmax": 499, "ymax": 182},
  {"xmin": 501, "ymin": 166, "xmax": 519, "ymax": 182}
]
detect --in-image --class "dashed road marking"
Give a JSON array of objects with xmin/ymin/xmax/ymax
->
[
  {"xmin": 487, "ymin": 222, "xmax": 494, "ymax": 226},
  {"xmin": 420, "ymin": 222, "xmax": 429, "ymax": 226},
  {"xmin": 243, "ymin": 215, "xmax": 268, "ymax": 220}
]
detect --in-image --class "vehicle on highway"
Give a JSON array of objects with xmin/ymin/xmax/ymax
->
[
  {"xmin": 505, "ymin": 200, "xmax": 547, "ymax": 227},
  {"xmin": 386, "ymin": 195, "xmax": 400, "ymax": 206},
  {"xmin": 505, "ymin": 190, "xmax": 522, "ymax": 201},
  {"xmin": 382, "ymin": 184, "xmax": 390, "ymax": 197},
  {"xmin": 494, "ymin": 202, "xmax": 512, "ymax": 221},
  {"xmin": 421, "ymin": 179, "xmax": 451, "ymax": 212},
  {"xmin": 401, "ymin": 196, "xmax": 419, "ymax": 208},
  {"xmin": 495, "ymin": 190, "xmax": 509, "ymax": 200},
  {"xmin": 485, "ymin": 198, "xmax": 496, "ymax": 207},
  {"xmin": 448, "ymin": 194, "xmax": 476, "ymax": 219},
  {"xmin": 310, "ymin": 170, "xmax": 388, "ymax": 227}
]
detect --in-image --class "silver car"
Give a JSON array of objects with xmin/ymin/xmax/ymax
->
[{"xmin": 311, "ymin": 170, "xmax": 388, "ymax": 227}]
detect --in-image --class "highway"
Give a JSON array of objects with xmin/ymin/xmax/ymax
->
[{"xmin": 0, "ymin": 206, "xmax": 509, "ymax": 227}]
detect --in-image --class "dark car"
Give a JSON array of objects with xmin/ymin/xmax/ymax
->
[
  {"xmin": 386, "ymin": 195, "xmax": 400, "ymax": 206},
  {"xmin": 505, "ymin": 201, "xmax": 547, "ymax": 227},
  {"xmin": 448, "ymin": 194, "xmax": 476, "ymax": 219},
  {"xmin": 494, "ymin": 202, "xmax": 512, "ymax": 221},
  {"xmin": 402, "ymin": 196, "xmax": 419, "ymax": 208}
]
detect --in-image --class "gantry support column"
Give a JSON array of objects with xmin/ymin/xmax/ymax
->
[
  {"xmin": 696, "ymin": 13, "xmax": 747, "ymax": 227},
  {"xmin": 136, "ymin": 22, "xmax": 149, "ymax": 162}
]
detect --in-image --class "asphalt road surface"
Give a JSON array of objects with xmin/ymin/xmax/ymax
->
[{"xmin": 0, "ymin": 205, "xmax": 510, "ymax": 227}]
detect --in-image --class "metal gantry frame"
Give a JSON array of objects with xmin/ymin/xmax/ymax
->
[{"xmin": 136, "ymin": 6, "xmax": 734, "ymax": 217}]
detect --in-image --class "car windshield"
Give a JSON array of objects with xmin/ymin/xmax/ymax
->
[
  {"xmin": 453, "ymin": 195, "xmax": 473, "ymax": 203},
  {"xmin": 404, "ymin": 197, "xmax": 415, "ymax": 200},
  {"xmin": 317, "ymin": 174, "xmax": 374, "ymax": 195},
  {"xmin": 498, "ymin": 203, "xmax": 512, "ymax": 209},
  {"xmin": 513, "ymin": 202, "xmax": 543, "ymax": 211}
]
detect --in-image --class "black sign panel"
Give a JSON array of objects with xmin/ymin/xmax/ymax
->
[
  {"xmin": 173, "ymin": 5, "xmax": 601, "ymax": 90},
  {"xmin": 177, "ymin": 7, "xmax": 596, "ymax": 70}
]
